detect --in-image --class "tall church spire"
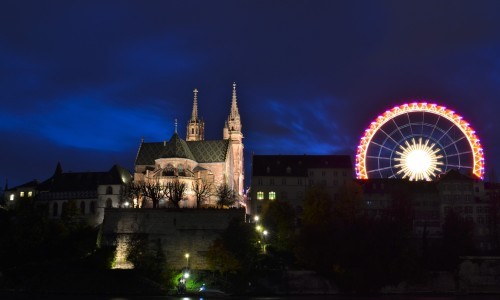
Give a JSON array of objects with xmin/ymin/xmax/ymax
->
[
  {"xmin": 230, "ymin": 82, "xmax": 240, "ymax": 120},
  {"xmin": 186, "ymin": 88, "xmax": 205, "ymax": 141},
  {"xmin": 224, "ymin": 82, "xmax": 242, "ymax": 140},
  {"xmin": 223, "ymin": 82, "xmax": 244, "ymax": 199},
  {"xmin": 191, "ymin": 88, "xmax": 199, "ymax": 121}
]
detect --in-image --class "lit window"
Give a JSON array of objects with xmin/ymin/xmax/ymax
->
[
  {"xmin": 257, "ymin": 191, "xmax": 264, "ymax": 200},
  {"xmin": 28, "ymin": 191, "xmax": 33, "ymax": 197},
  {"xmin": 10, "ymin": 194, "xmax": 14, "ymax": 201},
  {"xmin": 20, "ymin": 192, "xmax": 25, "ymax": 197},
  {"xmin": 269, "ymin": 191, "xmax": 276, "ymax": 200}
]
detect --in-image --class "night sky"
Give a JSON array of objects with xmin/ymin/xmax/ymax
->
[{"xmin": 2, "ymin": 0, "xmax": 500, "ymax": 187}]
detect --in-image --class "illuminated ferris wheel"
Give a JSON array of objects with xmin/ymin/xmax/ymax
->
[{"xmin": 355, "ymin": 102, "xmax": 485, "ymax": 181}]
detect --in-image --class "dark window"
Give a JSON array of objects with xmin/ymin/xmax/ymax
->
[
  {"xmin": 106, "ymin": 186, "xmax": 113, "ymax": 194},
  {"xmin": 90, "ymin": 201, "xmax": 96, "ymax": 214},
  {"xmin": 80, "ymin": 201, "xmax": 86, "ymax": 215},
  {"xmin": 53, "ymin": 203, "xmax": 58, "ymax": 217},
  {"xmin": 164, "ymin": 164, "xmax": 175, "ymax": 176},
  {"xmin": 106, "ymin": 198, "xmax": 113, "ymax": 208}
]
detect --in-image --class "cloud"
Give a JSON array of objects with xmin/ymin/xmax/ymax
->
[
  {"xmin": 0, "ymin": 92, "xmax": 174, "ymax": 151},
  {"xmin": 246, "ymin": 96, "xmax": 352, "ymax": 156}
]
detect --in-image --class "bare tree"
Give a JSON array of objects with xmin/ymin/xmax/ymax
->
[
  {"xmin": 215, "ymin": 183, "xmax": 236, "ymax": 208},
  {"xmin": 165, "ymin": 179, "xmax": 186, "ymax": 208},
  {"xmin": 141, "ymin": 179, "xmax": 164, "ymax": 208},
  {"xmin": 121, "ymin": 181, "xmax": 144, "ymax": 208},
  {"xmin": 192, "ymin": 178, "xmax": 212, "ymax": 208}
]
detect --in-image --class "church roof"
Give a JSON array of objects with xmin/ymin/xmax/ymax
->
[
  {"xmin": 187, "ymin": 140, "xmax": 229, "ymax": 163},
  {"xmin": 161, "ymin": 133, "xmax": 196, "ymax": 160},
  {"xmin": 135, "ymin": 133, "xmax": 229, "ymax": 165},
  {"xmin": 37, "ymin": 164, "xmax": 131, "ymax": 192}
]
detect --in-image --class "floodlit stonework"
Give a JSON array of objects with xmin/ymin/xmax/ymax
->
[
  {"xmin": 102, "ymin": 208, "xmax": 246, "ymax": 270},
  {"xmin": 134, "ymin": 83, "xmax": 244, "ymax": 208}
]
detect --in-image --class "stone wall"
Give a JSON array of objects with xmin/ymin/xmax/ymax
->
[{"xmin": 101, "ymin": 208, "xmax": 246, "ymax": 270}]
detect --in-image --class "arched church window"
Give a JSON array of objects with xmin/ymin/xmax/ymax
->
[
  {"xmin": 106, "ymin": 186, "xmax": 113, "ymax": 195},
  {"xmin": 90, "ymin": 201, "xmax": 96, "ymax": 214},
  {"xmin": 80, "ymin": 201, "xmax": 86, "ymax": 215},
  {"xmin": 178, "ymin": 164, "xmax": 185, "ymax": 176},
  {"xmin": 106, "ymin": 198, "xmax": 113, "ymax": 208},
  {"xmin": 53, "ymin": 202, "xmax": 58, "ymax": 217},
  {"xmin": 163, "ymin": 164, "xmax": 175, "ymax": 176},
  {"xmin": 192, "ymin": 128, "xmax": 194, "ymax": 134}
]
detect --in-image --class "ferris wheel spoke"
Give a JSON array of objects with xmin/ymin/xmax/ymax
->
[
  {"xmin": 367, "ymin": 166, "xmax": 393, "ymax": 174},
  {"xmin": 446, "ymin": 164, "xmax": 472, "ymax": 169},
  {"xmin": 406, "ymin": 113, "xmax": 414, "ymax": 136},
  {"xmin": 444, "ymin": 150, "xmax": 472, "ymax": 158},
  {"xmin": 436, "ymin": 123, "xmax": 456, "ymax": 144},
  {"xmin": 379, "ymin": 128, "xmax": 400, "ymax": 145},
  {"xmin": 392, "ymin": 118, "xmax": 406, "ymax": 140},
  {"xmin": 366, "ymin": 155, "xmax": 391, "ymax": 160},
  {"xmin": 442, "ymin": 135, "xmax": 466, "ymax": 149},
  {"xmin": 370, "ymin": 141, "xmax": 394, "ymax": 152},
  {"xmin": 429, "ymin": 115, "xmax": 441, "ymax": 138}
]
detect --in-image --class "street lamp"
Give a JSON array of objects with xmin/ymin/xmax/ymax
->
[
  {"xmin": 185, "ymin": 253, "xmax": 190, "ymax": 268},
  {"xmin": 254, "ymin": 215, "xmax": 260, "ymax": 222}
]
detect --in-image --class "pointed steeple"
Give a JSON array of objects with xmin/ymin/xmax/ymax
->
[
  {"xmin": 230, "ymin": 82, "xmax": 240, "ymax": 120},
  {"xmin": 53, "ymin": 162, "xmax": 63, "ymax": 178},
  {"xmin": 224, "ymin": 82, "xmax": 242, "ymax": 140},
  {"xmin": 191, "ymin": 88, "xmax": 199, "ymax": 121},
  {"xmin": 186, "ymin": 88, "xmax": 205, "ymax": 141}
]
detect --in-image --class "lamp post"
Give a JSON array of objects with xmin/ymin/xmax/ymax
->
[{"xmin": 185, "ymin": 253, "xmax": 190, "ymax": 268}]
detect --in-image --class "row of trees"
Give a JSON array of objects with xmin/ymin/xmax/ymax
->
[
  {"xmin": 115, "ymin": 180, "xmax": 500, "ymax": 293},
  {"xmin": 120, "ymin": 179, "xmax": 237, "ymax": 209}
]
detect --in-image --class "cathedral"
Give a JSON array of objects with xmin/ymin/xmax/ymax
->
[{"xmin": 133, "ymin": 83, "xmax": 244, "ymax": 208}]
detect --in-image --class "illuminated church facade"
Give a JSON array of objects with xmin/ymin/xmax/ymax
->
[{"xmin": 133, "ymin": 83, "xmax": 244, "ymax": 207}]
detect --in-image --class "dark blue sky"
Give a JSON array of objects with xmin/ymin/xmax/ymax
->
[{"xmin": 2, "ymin": 0, "xmax": 500, "ymax": 187}]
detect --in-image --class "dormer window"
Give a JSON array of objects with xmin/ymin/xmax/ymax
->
[{"xmin": 20, "ymin": 191, "xmax": 25, "ymax": 197}]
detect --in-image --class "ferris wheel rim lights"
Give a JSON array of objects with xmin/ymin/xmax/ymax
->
[{"xmin": 355, "ymin": 102, "xmax": 485, "ymax": 180}]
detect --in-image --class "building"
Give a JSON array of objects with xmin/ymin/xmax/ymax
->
[
  {"xmin": 4, "ymin": 163, "xmax": 132, "ymax": 226},
  {"xmin": 133, "ymin": 84, "xmax": 244, "ymax": 208},
  {"xmin": 358, "ymin": 169, "xmax": 499, "ymax": 252},
  {"xmin": 249, "ymin": 154, "xmax": 353, "ymax": 215}
]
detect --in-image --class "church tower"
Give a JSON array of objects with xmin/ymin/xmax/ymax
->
[
  {"xmin": 186, "ymin": 88, "xmax": 204, "ymax": 141},
  {"xmin": 224, "ymin": 83, "xmax": 244, "ymax": 197}
]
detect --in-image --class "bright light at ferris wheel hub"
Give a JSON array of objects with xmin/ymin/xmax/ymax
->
[
  {"xmin": 406, "ymin": 150, "xmax": 431, "ymax": 173},
  {"xmin": 395, "ymin": 138, "xmax": 443, "ymax": 181}
]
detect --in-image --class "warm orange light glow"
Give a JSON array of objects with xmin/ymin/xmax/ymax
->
[{"xmin": 355, "ymin": 102, "xmax": 485, "ymax": 180}]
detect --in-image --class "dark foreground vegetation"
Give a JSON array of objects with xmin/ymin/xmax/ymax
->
[{"xmin": 1, "ymin": 185, "xmax": 499, "ymax": 295}]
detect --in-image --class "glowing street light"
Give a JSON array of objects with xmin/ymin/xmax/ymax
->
[
  {"xmin": 254, "ymin": 215, "xmax": 260, "ymax": 222},
  {"xmin": 263, "ymin": 230, "xmax": 268, "ymax": 236},
  {"xmin": 185, "ymin": 253, "xmax": 190, "ymax": 268}
]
